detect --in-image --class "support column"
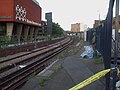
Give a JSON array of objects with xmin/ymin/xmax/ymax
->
[
  {"xmin": 16, "ymin": 24, "xmax": 23, "ymax": 43},
  {"xmin": 34, "ymin": 28, "xmax": 39, "ymax": 41},
  {"xmin": 23, "ymin": 26, "xmax": 29, "ymax": 41},
  {"xmin": 29, "ymin": 27, "xmax": 34, "ymax": 41},
  {"xmin": 6, "ymin": 23, "xmax": 14, "ymax": 39}
]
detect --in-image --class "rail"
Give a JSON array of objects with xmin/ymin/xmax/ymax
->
[{"xmin": 0, "ymin": 37, "xmax": 73, "ymax": 90}]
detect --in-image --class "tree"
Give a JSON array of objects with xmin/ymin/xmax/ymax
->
[{"xmin": 52, "ymin": 22, "xmax": 64, "ymax": 37}]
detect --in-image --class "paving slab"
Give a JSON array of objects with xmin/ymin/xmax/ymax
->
[
  {"xmin": 62, "ymin": 56, "xmax": 105, "ymax": 90},
  {"xmin": 21, "ymin": 54, "xmax": 105, "ymax": 90},
  {"xmin": 39, "ymin": 69, "xmax": 75, "ymax": 90}
]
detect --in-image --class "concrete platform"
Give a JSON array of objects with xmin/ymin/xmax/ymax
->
[{"xmin": 20, "ymin": 47, "xmax": 105, "ymax": 90}]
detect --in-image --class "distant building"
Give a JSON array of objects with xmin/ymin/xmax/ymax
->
[
  {"xmin": 38, "ymin": 21, "xmax": 47, "ymax": 35},
  {"xmin": 93, "ymin": 20, "xmax": 101, "ymax": 28},
  {"xmin": 93, "ymin": 17, "xmax": 120, "ymax": 41},
  {"xmin": 71, "ymin": 23, "xmax": 87, "ymax": 32},
  {"xmin": 71, "ymin": 23, "xmax": 80, "ymax": 32},
  {"xmin": 0, "ymin": 0, "xmax": 42, "ymax": 42},
  {"xmin": 93, "ymin": 17, "xmax": 120, "ymax": 30},
  {"xmin": 112, "ymin": 16, "xmax": 120, "ymax": 31}
]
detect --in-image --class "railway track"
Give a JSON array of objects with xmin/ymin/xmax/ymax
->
[
  {"xmin": 0, "ymin": 37, "xmax": 65, "ymax": 57},
  {"xmin": 0, "ymin": 38, "xmax": 65, "ymax": 64},
  {"xmin": 0, "ymin": 38, "xmax": 70, "ymax": 73},
  {"xmin": 0, "ymin": 37, "xmax": 73, "ymax": 90}
]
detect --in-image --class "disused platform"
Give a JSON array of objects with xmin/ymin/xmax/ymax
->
[{"xmin": 20, "ymin": 41, "xmax": 105, "ymax": 90}]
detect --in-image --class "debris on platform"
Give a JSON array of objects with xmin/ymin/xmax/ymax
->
[
  {"xmin": 80, "ymin": 45, "xmax": 94, "ymax": 59},
  {"xmin": 76, "ymin": 42, "xmax": 80, "ymax": 47},
  {"xmin": 116, "ymin": 80, "xmax": 120, "ymax": 90},
  {"xmin": 18, "ymin": 65, "xmax": 26, "ymax": 68}
]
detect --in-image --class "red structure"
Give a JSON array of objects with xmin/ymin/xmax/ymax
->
[{"xmin": 0, "ymin": 0, "xmax": 42, "ymax": 42}]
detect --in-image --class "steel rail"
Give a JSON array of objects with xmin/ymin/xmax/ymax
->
[
  {"xmin": 0, "ymin": 38, "xmax": 70, "ymax": 73},
  {"xmin": 0, "ymin": 38, "xmax": 70, "ymax": 79},
  {"xmin": 0, "ymin": 38, "xmax": 67, "ymax": 64},
  {"xmin": 0, "ymin": 37, "xmax": 73, "ymax": 90}
]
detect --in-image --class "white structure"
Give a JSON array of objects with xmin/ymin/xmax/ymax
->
[
  {"xmin": 84, "ymin": 28, "xmax": 89, "ymax": 41},
  {"xmin": 80, "ymin": 23, "xmax": 87, "ymax": 32},
  {"xmin": 112, "ymin": 29, "xmax": 115, "ymax": 40}
]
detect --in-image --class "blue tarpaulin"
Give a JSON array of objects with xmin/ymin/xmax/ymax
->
[{"xmin": 80, "ymin": 46, "xmax": 94, "ymax": 59}]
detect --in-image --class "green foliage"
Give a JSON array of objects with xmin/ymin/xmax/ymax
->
[
  {"xmin": 0, "ymin": 36, "xmax": 9, "ymax": 42},
  {"xmin": 0, "ymin": 36, "xmax": 17, "ymax": 47},
  {"xmin": 52, "ymin": 22, "xmax": 64, "ymax": 37},
  {"xmin": 39, "ymin": 64, "xmax": 62, "ymax": 87},
  {"xmin": 54, "ymin": 64, "xmax": 62, "ymax": 73},
  {"xmin": 93, "ymin": 56, "xmax": 103, "ymax": 64},
  {"xmin": 39, "ymin": 78, "xmax": 48, "ymax": 87},
  {"xmin": 0, "ymin": 36, "xmax": 10, "ymax": 45},
  {"xmin": 36, "ymin": 36, "xmax": 48, "ymax": 41}
]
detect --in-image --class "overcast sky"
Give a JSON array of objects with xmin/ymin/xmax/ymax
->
[{"xmin": 38, "ymin": 0, "xmax": 114, "ymax": 30}]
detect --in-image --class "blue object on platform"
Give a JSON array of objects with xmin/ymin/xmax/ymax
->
[{"xmin": 80, "ymin": 45, "xmax": 94, "ymax": 59}]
